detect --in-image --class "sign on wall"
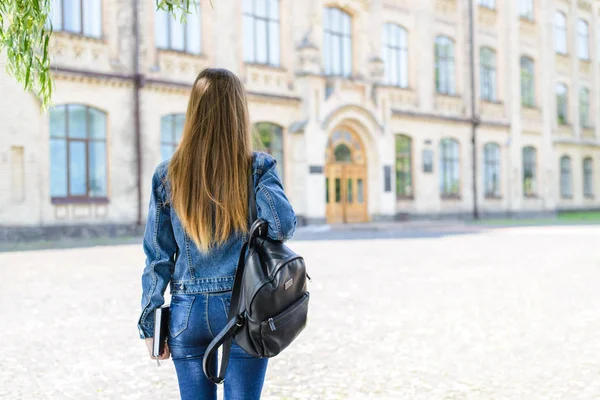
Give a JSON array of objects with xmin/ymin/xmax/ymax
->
[{"xmin": 423, "ymin": 149, "xmax": 433, "ymax": 173}]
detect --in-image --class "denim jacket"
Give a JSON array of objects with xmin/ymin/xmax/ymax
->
[{"xmin": 137, "ymin": 152, "xmax": 296, "ymax": 339}]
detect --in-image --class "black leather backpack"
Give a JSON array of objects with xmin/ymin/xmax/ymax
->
[{"xmin": 202, "ymin": 170, "xmax": 310, "ymax": 384}]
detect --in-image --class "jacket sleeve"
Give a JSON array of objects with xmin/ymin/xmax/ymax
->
[
  {"xmin": 255, "ymin": 158, "xmax": 297, "ymax": 242},
  {"xmin": 137, "ymin": 169, "xmax": 177, "ymax": 339}
]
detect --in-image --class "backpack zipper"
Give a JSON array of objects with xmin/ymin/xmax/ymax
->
[{"xmin": 268, "ymin": 318, "xmax": 276, "ymax": 331}]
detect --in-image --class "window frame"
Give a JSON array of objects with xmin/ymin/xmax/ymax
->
[
  {"xmin": 323, "ymin": 7, "xmax": 353, "ymax": 78},
  {"xmin": 435, "ymin": 35, "xmax": 456, "ymax": 96},
  {"xmin": 478, "ymin": 0, "xmax": 495, "ymax": 9},
  {"xmin": 519, "ymin": 0, "xmax": 534, "ymax": 21},
  {"xmin": 51, "ymin": 0, "xmax": 103, "ymax": 38},
  {"xmin": 554, "ymin": 11, "xmax": 568, "ymax": 55},
  {"xmin": 382, "ymin": 23, "xmax": 408, "ymax": 88},
  {"xmin": 560, "ymin": 155, "xmax": 573, "ymax": 199},
  {"xmin": 483, "ymin": 142, "xmax": 501, "ymax": 198},
  {"xmin": 160, "ymin": 114, "xmax": 185, "ymax": 161},
  {"xmin": 556, "ymin": 82, "xmax": 568, "ymax": 125},
  {"xmin": 583, "ymin": 157, "xmax": 594, "ymax": 198},
  {"xmin": 155, "ymin": 1, "xmax": 202, "ymax": 55},
  {"xmin": 439, "ymin": 138, "xmax": 460, "ymax": 197},
  {"xmin": 579, "ymin": 87, "xmax": 590, "ymax": 128},
  {"xmin": 395, "ymin": 134, "xmax": 413, "ymax": 199},
  {"xmin": 578, "ymin": 19, "xmax": 590, "ymax": 61},
  {"xmin": 522, "ymin": 146, "xmax": 537, "ymax": 197},
  {"xmin": 480, "ymin": 47, "xmax": 497, "ymax": 102},
  {"xmin": 253, "ymin": 122, "xmax": 285, "ymax": 182},
  {"xmin": 49, "ymin": 104, "xmax": 108, "ymax": 203},
  {"xmin": 520, "ymin": 56, "xmax": 536, "ymax": 108},
  {"xmin": 243, "ymin": 0, "xmax": 281, "ymax": 66}
]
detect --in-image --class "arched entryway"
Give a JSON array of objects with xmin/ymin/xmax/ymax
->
[{"xmin": 325, "ymin": 129, "xmax": 368, "ymax": 223}]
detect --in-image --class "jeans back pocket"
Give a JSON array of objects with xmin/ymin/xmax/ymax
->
[{"xmin": 169, "ymin": 295, "xmax": 195, "ymax": 338}]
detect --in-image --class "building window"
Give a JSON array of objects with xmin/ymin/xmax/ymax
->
[
  {"xmin": 254, "ymin": 122, "xmax": 284, "ymax": 181},
  {"xmin": 483, "ymin": 143, "xmax": 501, "ymax": 197},
  {"xmin": 395, "ymin": 135, "xmax": 412, "ymax": 198},
  {"xmin": 51, "ymin": 0, "xmax": 102, "ymax": 38},
  {"xmin": 243, "ymin": 0, "xmax": 280, "ymax": 66},
  {"xmin": 382, "ymin": 23, "xmax": 408, "ymax": 88},
  {"xmin": 160, "ymin": 114, "xmax": 185, "ymax": 161},
  {"xmin": 439, "ymin": 138, "xmax": 460, "ymax": 197},
  {"xmin": 519, "ymin": 0, "xmax": 534, "ymax": 20},
  {"xmin": 522, "ymin": 146, "xmax": 537, "ymax": 197},
  {"xmin": 578, "ymin": 19, "xmax": 590, "ymax": 61},
  {"xmin": 520, "ymin": 56, "xmax": 535, "ymax": 107},
  {"xmin": 556, "ymin": 83, "xmax": 568, "ymax": 125},
  {"xmin": 478, "ymin": 0, "xmax": 495, "ymax": 9},
  {"xmin": 580, "ymin": 87, "xmax": 590, "ymax": 128},
  {"xmin": 323, "ymin": 7, "xmax": 352, "ymax": 77},
  {"xmin": 49, "ymin": 105, "xmax": 107, "ymax": 201},
  {"xmin": 480, "ymin": 47, "xmax": 497, "ymax": 101},
  {"xmin": 554, "ymin": 12, "xmax": 567, "ymax": 55},
  {"xmin": 155, "ymin": 2, "xmax": 201, "ymax": 54},
  {"xmin": 435, "ymin": 36, "xmax": 456, "ymax": 95},
  {"xmin": 583, "ymin": 157, "xmax": 593, "ymax": 198},
  {"xmin": 560, "ymin": 156, "xmax": 572, "ymax": 198}
]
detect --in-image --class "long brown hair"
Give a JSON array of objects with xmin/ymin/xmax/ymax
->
[{"xmin": 168, "ymin": 68, "xmax": 252, "ymax": 252}]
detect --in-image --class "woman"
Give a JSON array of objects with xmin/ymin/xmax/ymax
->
[{"xmin": 137, "ymin": 68, "xmax": 297, "ymax": 400}]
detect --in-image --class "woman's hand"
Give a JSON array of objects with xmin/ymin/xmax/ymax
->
[{"xmin": 145, "ymin": 337, "xmax": 170, "ymax": 360}]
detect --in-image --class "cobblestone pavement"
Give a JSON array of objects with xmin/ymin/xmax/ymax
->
[{"xmin": 1, "ymin": 225, "xmax": 600, "ymax": 399}]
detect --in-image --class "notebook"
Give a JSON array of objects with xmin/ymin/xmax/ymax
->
[{"xmin": 153, "ymin": 304, "xmax": 170, "ymax": 359}]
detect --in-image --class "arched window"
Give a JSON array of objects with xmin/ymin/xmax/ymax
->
[
  {"xmin": 560, "ymin": 156, "xmax": 572, "ymax": 198},
  {"xmin": 439, "ymin": 138, "xmax": 460, "ymax": 196},
  {"xmin": 522, "ymin": 146, "xmax": 537, "ymax": 197},
  {"xmin": 49, "ymin": 104, "xmax": 107, "ymax": 200},
  {"xmin": 578, "ymin": 19, "xmax": 590, "ymax": 60},
  {"xmin": 483, "ymin": 143, "xmax": 501, "ymax": 197},
  {"xmin": 155, "ymin": 1, "xmax": 202, "ymax": 54},
  {"xmin": 583, "ymin": 157, "xmax": 594, "ymax": 198},
  {"xmin": 435, "ymin": 36, "xmax": 455, "ymax": 95},
  {"xmin": 480, "ymin": 47, "xmax": 497, "ymax": 101},
  {"xmin": 554, "ymin": 12, "xmax": 567, "ymax": 55},
  {"xmin": 254, "ymin": 122, "xmax": 284, "ymax": 180},
  {"xmin": 51, "ymin": 0, "xmax": 102, "ymax": 38},
  {"xmin": 395, "ymin": 135, "xmax": 412, "ymax": 198},
  {"xmin": 520, "ymin": 56, "xmax": 535, "ymax": 107},
  {"xmin": 160, "ymin": 114, "xmax": 185, "ymax": 161},
  {"xmin": 243, "ymin": 0, "xmax": 280, "ymax": 66},
  {"xmin": 323, "ymin": 7, "xmax": 352, "ymax": 77},
  {"xmin": 382, "ymin": 23, "xmax": 408, "ymax": 88},
  {"xmin": 556, "ymin": 83, "xmax": 568, "ymax": 125},
  {"xmin": 334, "ymin": 144, "xmax": 352, "ymax": 162}
]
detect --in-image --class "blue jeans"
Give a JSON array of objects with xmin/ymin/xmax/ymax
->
[{"xmin": 168, "ymin": 292, "xmax": 268, "ymax": 400}]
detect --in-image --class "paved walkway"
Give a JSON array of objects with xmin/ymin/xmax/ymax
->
[{"xmin": 1, "ymin": 225, "xmax": 600, "ymax": 399}]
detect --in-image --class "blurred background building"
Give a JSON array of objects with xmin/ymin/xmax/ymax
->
[{"xmin": 1, "ymin": 0, "xmax": 600, "ymax": 239}]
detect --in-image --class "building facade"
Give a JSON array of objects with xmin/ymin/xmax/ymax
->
[{"xmin": 1, "ymin": 0, "xmax": 600, "ymax": 238}]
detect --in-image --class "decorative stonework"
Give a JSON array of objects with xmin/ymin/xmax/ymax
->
[
  {"xmin": 152, "ymin": 50, "xmax": 210, "ymax": 84},
  {"xmin": 436, "ymin": 0, "xmax": 457, "ymax": 15},
  {"xmin": 388, "ymin": 87, "xmax": 418, "ymax": 109},
  {"xmin": 382, "ymin": 0, "xmax": 411, "ymax": 11},
  {"xmin": 578, "ymin": 0, "xmax": 592, "ymax": 12},
  {"xmin": 519, "ymin": 20, "xmax": 537, "ymax": 45},
  {"xmin": 435, "ymin": 94, "xmax": 464, "ymax": 115},
  {"xmin": 481, "ymin": 101, "xmax": 505, "ymax": 119},
  {"xmin": 51, "ymin": 33, "xmax": 112, "ymax": 72},
  {"xmin": 244, "ymin": 64, "xmax": 295, "ymax": 98},
  {"xmin": 555, "ymin": 54, "xmax": 570, "ymax": 76},
  {"xmin": 582, "ymin": 127, "xmax": 595, "ymax": 139},
  {"xmin": 521, "ymin": 107, "xmax": 542, "ymax": 123},
  {"xmin": 478, "ymin": 7, "xmax": 497, "ymax": 30},
  {"xmin": 556, "ymin": 125, "xmax": 574, "ymax": 138},
  {"xmin": 579, "ymin": 60, "xmax": 591, "ymax": 77}
]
